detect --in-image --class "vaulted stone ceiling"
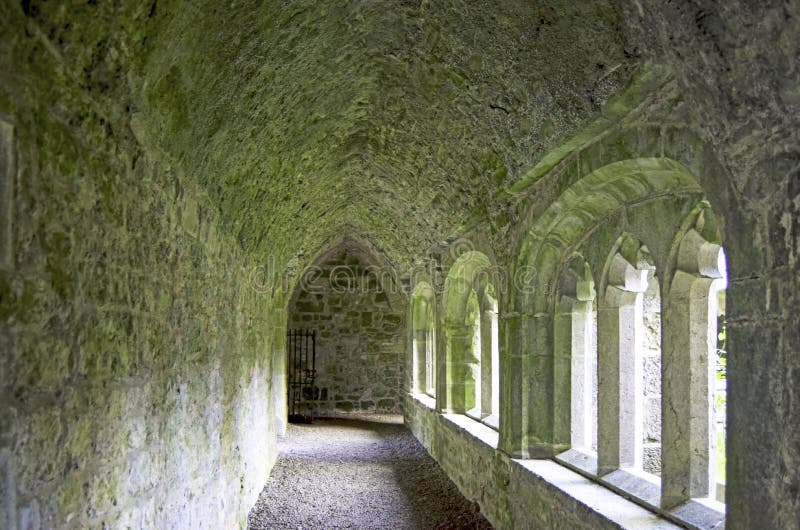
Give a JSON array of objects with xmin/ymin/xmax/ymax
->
[
  {"xmin": 140, "ymin": 0, "xmax": 643, "ymax": 270},
  {"xmin": 7, "ymin": 0, "xmax": 796, "ymax": 273},
  {"xmin": 5, "ymin": 0, "xmax": 638, "ymax": 271}
]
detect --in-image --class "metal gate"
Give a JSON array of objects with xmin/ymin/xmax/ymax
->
[{"xmin": 287, "ymin": 328, "xmax": 316, "ymax": 423}]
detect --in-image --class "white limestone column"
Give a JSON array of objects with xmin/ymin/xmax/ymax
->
[
  {"xmin": 571, "ymin": 299, "xmax": 595, "ymax": 450},
  {"xmin": 425, "ymin": 327, "xmax": 436, "ymax": 396},
  {"xmin": 662, "ymin": 231, "xmax": 726, "ymax": 507},
  {"xmin": 598, "ymin": 254, "xmax": 648, "ymax": 475}
]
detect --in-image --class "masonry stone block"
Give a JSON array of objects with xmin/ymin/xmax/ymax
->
[{"xmin": 288, "ymin": 245, "xmax": 404, "ymax": 416}]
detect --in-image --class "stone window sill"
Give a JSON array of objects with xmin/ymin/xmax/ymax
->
[
  {"xmin": 514, "ymin": 459, "xmax": 682, "ymax": 529},
  {"xmin": 442, "ymin": 413, "xmax": 499, "ymax": 450},
  {"xmin": 465, "ymin": 409, "xmax": 500, "ymax": 432},
  {"xmin": 556, "ymin": 447, "xmax": 599, "ymax": 475},
  {"xmin": 410, "ymin": 392, "xmax": 436, "ymax": 410},
  {"xmin": 556, "ymin": 448, "xmax": 725, "ymax": 530},
  {"xmin": 404, "ymin": 399, "xmax": 703, "ymax": 529}
]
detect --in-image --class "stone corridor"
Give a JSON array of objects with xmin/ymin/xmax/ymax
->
[{"xmin": 1, "ymin": 1, "xmax": 798, "ymax": 529}]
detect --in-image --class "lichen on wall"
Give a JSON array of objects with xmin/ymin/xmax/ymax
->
[
  {"xmin": 0, "ymin": 2, "xmax": 282, "ymax": 527},
  {"xmin": 128, "ymin": 0, "xmax": 639, "ymax": 268}
]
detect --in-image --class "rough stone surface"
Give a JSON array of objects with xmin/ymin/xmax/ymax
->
[
  {"xmin": 0, "ymin": 1, "xmax": 798, "ymax": 529},
  {"xmin": 405, "ymin": 397, "xmax": 677, "ymax": 530},
  {"xmin": 0, "ymin": 4, "xmax": 282, "ymax": 527},
  {"xmin": 247, "ymin": 416, "xmax": 492, "ymax": 530},
  {"xmin": 288, "ymin": 244, "xmax": 405, "ymax": 416}
]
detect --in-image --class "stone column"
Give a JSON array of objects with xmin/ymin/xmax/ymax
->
[
  {"xmin": 661, "ymin": 231, "xmax": 725, "ymax": 507},
  {"xmin": 570, "ymin": 299, "xmax": 595, "ymax": 450},
  {"xmin": 442, "ymin": 323, "xmax": 478, "ymax": 413},
  {"xmin": 500, "ymin": 312, "xmax": 548, "ymax": 457},
  {"xmin": 425, "ymin": 327, "xmax": 436, "ymax": 396},
  {"xmin": 412, "ymin": 329, "xmax": 428, "ymax": 393},
  {"xmin": 480, "ymin": 308, "xmax": 493, "ymax": 417},
  {"xmin": 435, "ymin": 303, "xmax": 447, "ymax": 411},
  {"xmin": 412, "ymin": 296, "xmax": 434, "ymax": 394},
  {"xmin": 598, "ymin": 254, "xmax": 648, "ymax": 475},
  {"xmin": 553, "ymin": 297, "xmax": 573, "ymax": 447}
]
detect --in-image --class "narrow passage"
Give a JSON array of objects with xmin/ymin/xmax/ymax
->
[{"xmin": 247, "ymin": 416, "xmax": 493, "ymax": 529}]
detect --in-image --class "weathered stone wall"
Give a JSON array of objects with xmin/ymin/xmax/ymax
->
[
  {"xmin": 288, "ymin": 245, "xmax": 405, "ymax": 416},
  {"xmin": 405, "ymin": 396, "xmax": 675, "ymax": 530},
  {"xmin": 0, "ymin": 140, "xmax": 279, "ymax": 528},
  {"xmin": 0, "ymin": 5, "xmax": 281, "ymax": 527},
  {"xmin": 625, "ymin": 3, "xmax": 800, "ymax": 526}
]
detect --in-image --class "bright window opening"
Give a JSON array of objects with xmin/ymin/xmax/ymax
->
[
  {"xmin": 411, "ymin": 283, "xmax": 437, "ymax": 398},
  {"xmin": 466, "ymin": 286, "xmax": 500, "ymax": 429},
  {"xmin": 642, "ymin": 272, "xmax": 662, "ymax": 476}
]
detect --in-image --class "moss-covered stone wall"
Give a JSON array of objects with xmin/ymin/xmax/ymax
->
[
  {"xmin": 0, "ymin": 3, "xmax": 281, "ymax": 527},
  {"xmin": 626, "ymin": 3, "xmax": 800, "ymax": 526}
]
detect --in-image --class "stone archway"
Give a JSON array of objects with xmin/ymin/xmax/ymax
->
[{"xmin": 286, "ymin": 239, "xmax": 406, "ymax": 417}]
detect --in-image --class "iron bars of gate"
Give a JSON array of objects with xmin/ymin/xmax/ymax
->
[{"xmin": 287, "ymin": 328, "xmax": 316, "ymax": 423}]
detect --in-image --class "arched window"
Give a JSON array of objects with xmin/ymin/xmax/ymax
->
[
  {"xmin": 443, "ymin": 251, "xmax": 500, "ymax": 429},
  {"xmin": 714, "ymin": 286, "xmax": 726, "ymax": 502},
  {"xmin": 411, "ymin": 282, "xmax": 436, "ymax": 397},
  {"xmin": 515, "ymin": 158, "xmax": 727, "ymax": 528},
  {"xmin": 642, "ymin": 269, "xmax": 663, "ymax": 476}
]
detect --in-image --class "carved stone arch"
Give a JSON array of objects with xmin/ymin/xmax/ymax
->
[
  {"xmin": 444, "ymin": 251, "xmax": 494, "ymax": 326},
  {"xmin": 410, "ymin": 282, "xmax": 436, "ymax": 327},
  {"xmin": 512, "ymin": 117, "xmax": 739, "ymax": 269},
  {"xmin": 288, "ymin": 226, "xmax": 407, "ymax": 309},
  {"xmin": 598, "ymin": 233, "xmax": 655, "ymax": 297},
  {"xmin": 506, "ymin": 157, "xmax": 703, "ymax": 458},
  {"xmin": 514, "ymin": 158, "xmax": 700, "ymax": 318},
  {"xmin": 286, "ymin": 235, "xmax": 408, "ymax": 417}
]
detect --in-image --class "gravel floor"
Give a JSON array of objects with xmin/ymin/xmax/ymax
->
[{"xmin": 247, "ymin": 415, "xmax": 494, "ymax": 529}]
